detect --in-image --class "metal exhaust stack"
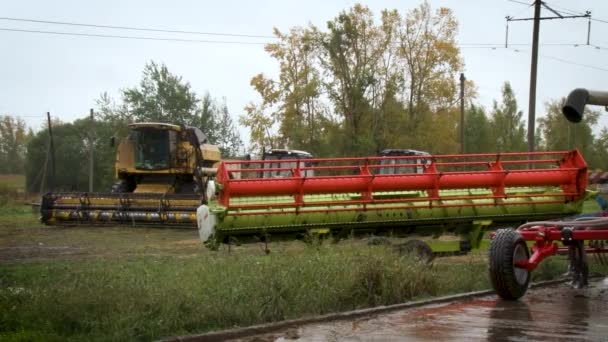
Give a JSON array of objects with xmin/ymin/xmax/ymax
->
[{"xmin": 563, "ymin": 88, "xmax": 608, "ymax": 123}]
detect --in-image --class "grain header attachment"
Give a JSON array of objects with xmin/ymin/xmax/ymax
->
[{"xmin": 198, "ymin": 149, "xmax": 589, "ymax": 253}]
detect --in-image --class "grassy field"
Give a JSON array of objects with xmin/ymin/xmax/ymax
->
[
  {"xmin": 0, "ymin": 174, "xmax": 25, "ymax": 190},
  {"xmin": 0, "ymin": 200, "xmax": 606, "ymax": 341},
  {"xmin": 0, "ymin": 174, "xmax": 27, "ymax": 207}
]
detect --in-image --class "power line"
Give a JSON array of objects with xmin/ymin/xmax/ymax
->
[
  {"xmin": 0, "ymin": 27, "xmax": 270, "ymax": 45},
  {"xmin": 0, "ymin": 16, "xmax": 276, "ymax": 39},
  {"xmin": 509, "ymin": 47, "xmax": 608, "ymax": 72},
  {"xmin": 538, "ymin": 53, "xmax": 608, "ymax": 72},
  {"xmin": 542, "ymin": 2, "xmax": 586, "ymax": 16},
  {"xmin": 508, "ymin": 0, "xmax": 608, "ymax": 23},
  {"xmin": 2, "ymin": 114, "xmax": 46, "ymax": 118},
  {"xmin": 506, "ymin": 0, "xmax": 534, "ymax": 20},
  {"xmin": 506, "ymin": 0, "xmax": 532, "ymax": 6},
  {"xmin": 541, "ymin": 2, "xmax": 608, "ymax": 24},
  {"xmin": 4, "ymin": 26, "xmax": 608, "ymax": 55},
  {"xmin": 591, "ymin": 17, "xmax": 608, "ymax": 24},
  {"xmin": 460, "ymin": 42, "xmax": 589, "ymax": 46}
]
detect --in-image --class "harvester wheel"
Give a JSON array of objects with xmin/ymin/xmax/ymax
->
[
  {"xmin": 111, "ymin": 181, "xmax": 129, "ymax": 193},
  {"xmin": 395, "ymin": 239, "xmax": 434, "ymax": 263},
  {"xmin": 489, "ymin": 228, "xmax": 530, "ymax": 300}
]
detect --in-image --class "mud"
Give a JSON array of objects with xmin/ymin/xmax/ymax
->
[
  {"xmin": 0, "ymin": 245, "xmax": 88, "ymax": 262},
  {"xmin": 240, "ymin": 278, "xmax": 608, "ymax": 342}
]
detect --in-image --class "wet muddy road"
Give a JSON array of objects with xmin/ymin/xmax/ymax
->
[{"xmin": 241, "ymin": 278, "xmax": 608, "ymax": 342}]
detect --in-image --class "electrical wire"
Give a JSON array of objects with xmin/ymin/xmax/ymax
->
[
  {"xmin": 1, "ymin": 16, "xmax": 607, "ymax": 72},
  {"xmin": 0, "ymin": 27, "xmax": 270, "ymax": 45},
  {"xmin": 506, "ymin": 0, "xmax": 534, "ymax": 20},
  {"xmin": 539, "ymin": 53, "xmax": 608, "ymax": 72},
  {"xmin": 0, "ymin": 16, "xmax": 276, "ymax": 39},
  {"xmin": 460, "ymin": 42, "xmax": 590, "ymax": 47},
  {"xmin": 506, "ymin": 0, "xmax": 532, "ymax": 6},
  {"xmin": 508, "ymin": 47, "xmax": 608, "ymax": 72},
  {"xmin": 541, "ymin": 1, "xmax": 608, "ymax": 24}
]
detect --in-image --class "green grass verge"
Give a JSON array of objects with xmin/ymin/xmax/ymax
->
[
  {"xmin": 1, "ymin": 244, "xmax": 594, "ymax": 342},
  {"xmin": 0, "ymin": 247, "xmax": 445, "ymax": 341},
  {"xmin": 1, "ymin": 200, "xmax": 607, "ymax": 341}
]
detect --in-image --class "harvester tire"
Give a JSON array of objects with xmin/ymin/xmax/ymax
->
[
  {"xmin": 395, "ymin": 239, "xmax": 434, "ymax": 263},
  {"xmin": 489, "ymin": 228, "xmax": 530, "ymax": 300},
  {"xmin": 111, "ymin": 181, "xmax": 129, "ymax": 193}
]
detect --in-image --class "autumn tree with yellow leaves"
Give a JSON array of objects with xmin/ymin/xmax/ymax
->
[{"xmin": 242, "ymin": 1, "xmax": 472, "ymax": 156}]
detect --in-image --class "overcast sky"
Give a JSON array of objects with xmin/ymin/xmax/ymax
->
[{"xmin": 1, "ymin": 0, "xmax": 607, "ymax": 147}]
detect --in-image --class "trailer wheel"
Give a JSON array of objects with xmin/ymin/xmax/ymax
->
[
  {"xmin": 489, "ymin": 229, "xmax": 530, "ymax": 300},
  {"xmin": 395, "ymin": 239, "xmax": 434, "ymax": 263}
]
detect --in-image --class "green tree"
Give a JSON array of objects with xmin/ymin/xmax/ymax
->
[
  {"xmin": 25, "ymin": 118, "xmax": 116, "ymax": 193},
  {"xmin": 398, "ymin": 2, "xmax": 462, "ymax": 127},
  {"xmin": 243, "ymin": 2, "xmax": 465, "ymax": 156},
  {"xmin": 538, "ymin": 98, "xmax": 599, "ymax": 167},
  {"xmin": 594, "ymin": 128, "xmax": 608, "ymax": 171},
  {"xmin": 464, "ymin": 104, "xmax": 492, "ymax": 153},
  {"xmin": 122, "ymin": 62, "xmax": 198, "ymax": 124},
  {"xmin": 320, "ymin": 4, "xmax": 397, "ymax": 154},
  {"xmin": 201, "ymin": 95, "xmax": 243, "ymax": 157},
  {"xmin": 242, "ymin": 26, "xmax": 337, "ymax": 156},
  {"xmin": 0, "ymin": 115, "xmax": 31, "ymax": 174},
  {"xmin": 99, "ymin": 62, "xmax": 243, "ymax": 157},
  {"xmin": 490, "ymin": 82, "xmax": 527, "ymax": 152}
]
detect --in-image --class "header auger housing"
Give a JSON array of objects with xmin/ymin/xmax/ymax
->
[{"xmin": 198, "ymin": 149, "xmax": 589, "ymax": 252}]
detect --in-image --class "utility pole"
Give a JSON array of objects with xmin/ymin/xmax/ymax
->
[
  {"xmin": 527, "ymin": 0, "xmax": 541, "ymax": 154},
  {"xmin": 89, "ymin": 108, "xmax": 94, "ymax": 192},
  {"xmin": 46, "ymin": 112, "xmax": 56, "ymax": 191},
  {"xmin": 460, "ymin": 73, "xmax": 466, "ymax": 154},
  {"xmin": 506, "ymin": 3, "xmax": 590, "ymax": 153}
]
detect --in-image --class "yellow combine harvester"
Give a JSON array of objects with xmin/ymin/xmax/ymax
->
[{"xmin": 40, "ymin": 122, "xmax": 221, "ymax": 226}]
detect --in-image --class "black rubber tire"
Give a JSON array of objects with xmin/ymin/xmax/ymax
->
[
  {"xmin": 489, "ymin": 228, "xmax": 531, "ymax": 300},
  {"xmin": 395, "ymin": 239, "xmax": 434, "ymax": 263},
  {"xmin": 111, "ymin": 181, "xmax": 129, "ymax": 193}
]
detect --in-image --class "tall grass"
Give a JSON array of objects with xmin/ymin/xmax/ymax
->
[
  {"xmin": 2, "ymin": 198, "xmax": 605, "ymax": 341},
  {"xmin": 2, "ymin": 244, "xmax": 596, "ymax": 342},
  {"xmin": 1, "ymin": 245, "xmax": 467, "ymax": 342}
]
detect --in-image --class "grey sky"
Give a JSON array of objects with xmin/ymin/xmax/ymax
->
[{"xmin": 1, "ymin": 0, "xmax": 607, "ymax": 147}]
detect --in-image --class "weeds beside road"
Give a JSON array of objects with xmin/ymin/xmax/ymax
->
[{"xmin": 0, "ymin": 203, "xmax": 604, "ymax": 342}]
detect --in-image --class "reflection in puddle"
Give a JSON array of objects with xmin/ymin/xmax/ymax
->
[{"xmin": 241, "ymin": 279, "xmax": 608, "ymax": 342}]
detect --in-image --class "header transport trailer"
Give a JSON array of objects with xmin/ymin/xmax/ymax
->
[
  {"xmin": 197, "ymin": 149, "xmax": 590, "ymax": 259},
  {"xmin": 487, "ymin": 88, "xmax": 608, "ymax": 300}
]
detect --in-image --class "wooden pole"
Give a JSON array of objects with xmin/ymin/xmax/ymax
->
[
  {"xmin": 89, "ymin": 108, "xmax": 94, "ymax": 192},
  {"xmin": 527, "ymin": 0, "xmax": 542, "ymax": 153},
  {"xmin": 460, "ymin": 73, "xmax": 466, "ymax": 154},
  {"xmin": 46, "ymin": 112, "xmax": 56, "ymax": 191}
]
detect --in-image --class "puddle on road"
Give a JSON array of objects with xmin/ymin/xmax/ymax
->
[{"xmin": 240, "ymin": 279, "xmax": 608, "ymax": 342}]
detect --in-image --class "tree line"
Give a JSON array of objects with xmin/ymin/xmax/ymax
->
[
  {"xmin": 1, "ymin": 1, "xmax": 608, "ymax": 193},
  {"xmin": 6, "ymin": 62, "xmax": 243, "ymax": 192},
  {"xmin": 241, "ymin": 1, "xmax": 606, "ymax": 162}
]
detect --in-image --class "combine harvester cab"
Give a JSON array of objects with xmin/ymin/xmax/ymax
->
[
  {"xmin": 40, "ymin": 122, "xmax": 221, "ymax": 227},
  {"xmin": 197, "ymin": 149, "xmax": 590, "ymax": 255}
]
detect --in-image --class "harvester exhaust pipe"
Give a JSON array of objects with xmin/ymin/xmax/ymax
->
[{"xmin": 562, "ymin": 88, "xmax": 608, "ymax": 123}]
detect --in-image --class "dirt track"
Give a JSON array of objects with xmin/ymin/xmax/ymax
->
[{"xmin": 0, "ymin": 222, "xmax": 203, "ymax": 263}]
